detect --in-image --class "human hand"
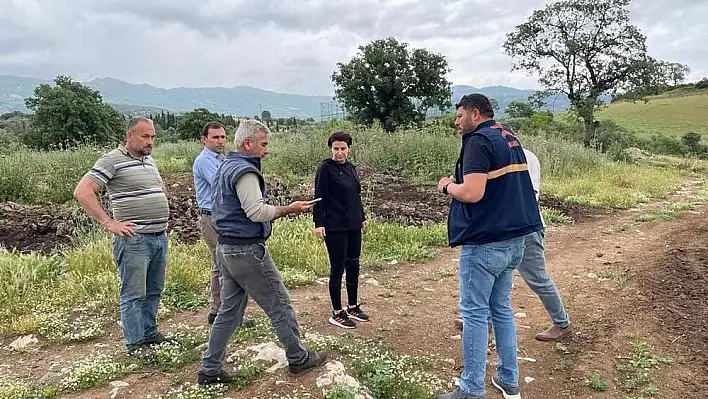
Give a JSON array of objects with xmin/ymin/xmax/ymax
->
[
  {"xmin": 289, "ymin": 201, "xmax": 314, "ymax": 213},
  {"xmin": 438, "ymin": 176, "xmax": 454, "ymax": 193},
  {"xmin": 314, "ymin": 227, "xmax": 326, "ymax": 239},
  {"xmin": 361, "ymin": 220, "xmax": 367, "ymax": 230},
  {"xmin": 104, "ymin": 219, "xmax": 136, "ymax": 237}
]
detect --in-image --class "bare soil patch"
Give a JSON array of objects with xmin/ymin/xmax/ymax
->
[{"xmin": 1, "ymin": 171, "xmax": 600, "ymax": 253}]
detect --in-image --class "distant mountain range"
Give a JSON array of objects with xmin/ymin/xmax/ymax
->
[{"xmin": 0, "ymin": 75, "xmax": 575, "ymax": 118}]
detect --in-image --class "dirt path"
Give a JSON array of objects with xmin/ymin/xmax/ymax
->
[{"xmin": 1, "ymin": 180, "xmax": 706, "ymax": 398}]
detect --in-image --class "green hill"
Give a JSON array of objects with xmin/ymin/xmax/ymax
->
[{"xmin": 598, "ymin": 90, "xmax": 708, "ymax": 139}]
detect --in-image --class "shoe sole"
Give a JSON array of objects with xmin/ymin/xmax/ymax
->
[
  {"xmin": 197, "ymin": 378, "xmax": 232, "ymax": 386},
  {"xmin": 328, "ymin": 317, "xmax": 356, "ymax": 329},
  {"xmin": 491, "ymin": 377, "xmax": 521, "ymax": 399},
  {"xmin": 535, "ymin": 329, "xmax": 572, "ymax": 341}
]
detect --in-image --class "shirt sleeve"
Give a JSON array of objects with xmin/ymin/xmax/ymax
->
[
  {"xmin": 523, "ymin": 149, "xmax": 541, "ymax": 201},
  {"xmin": 462, "ymin": 135, "xmax": 493, "ymax": 175},
  {"xmin": 236, "ymin": 172, "xmax": 276, "ymax": 222},
  {"xmin": 313, "ymin": 164, "xmax": 329, "ymax": 228},
  {"xmin": 85, "ymin": 154, "xmax": 116, "ymax": 188}
]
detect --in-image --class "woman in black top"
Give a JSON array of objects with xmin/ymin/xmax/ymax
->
[{"xmin": 313, "ymin": 130, "xmax": 369, "ymax": 329}]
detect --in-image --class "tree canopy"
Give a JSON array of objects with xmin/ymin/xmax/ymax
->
[
  {"xmin": 24, "ymin": 76, "xmax": 124, "ymax": 149},
  {"xmin": 175, "ymin": 108, "xmax": 226, "ymax": 140},
  {"xmin": 331, "ymin": 37, "xmax": 452, "ymax": 132},
  {"xmin": 503, "ymin": 0, "xmax": 671, "ymax": 144}
]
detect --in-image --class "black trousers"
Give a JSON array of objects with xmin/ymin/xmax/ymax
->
[{"xmin": 324, "ymin": 229, "xmax": 362, "ymax": 311}]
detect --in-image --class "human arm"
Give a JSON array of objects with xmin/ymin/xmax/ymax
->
[
  {"xmin": 73, "ymin": 176, "xmax": 136, "ymax": 236},
  {"xmin": 236, "ymin": 173, "xmax": 311, "ymax": 222},
  {"xmin": 437, "ymin": 136, "xmax": 492, "ymax": 203},
  {"xmin": 312, "ymin": 164, "xmax": 328, "ymax": 238}
]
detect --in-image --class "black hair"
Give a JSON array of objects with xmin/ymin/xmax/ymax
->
[
  {"xmin": 201, "ymin": 121, "xmax": 226, "ymax": 138},
  {"xmin": 455, "ymin": 93, "xmax": 494, "ymax": 118},
  {"xmin": 327, "ymin": 130, "xmax": 352, "ymax": 147}
]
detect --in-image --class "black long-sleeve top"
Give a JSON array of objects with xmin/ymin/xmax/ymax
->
[{"xmin": 313, "ymin": 158, "xmax": 366, "ymax": 232}]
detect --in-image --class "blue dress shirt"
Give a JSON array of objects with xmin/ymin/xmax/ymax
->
[{"xmin": 193, "ymin": 147, "xmax": 223, "ymax": 211}]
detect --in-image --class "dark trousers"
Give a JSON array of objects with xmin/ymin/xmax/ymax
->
[{"xmin": 324, "ymin": 229, "xmax": 362, "ymax": 311}]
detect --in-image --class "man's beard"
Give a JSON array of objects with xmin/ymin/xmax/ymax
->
[{"xmin": 138, "ymin": 147, "xmax": 152, "ymax": 156}]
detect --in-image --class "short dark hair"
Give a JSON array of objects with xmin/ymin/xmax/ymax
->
[
  {"xmin": 455, "ymin": 93, "xmax": 494, "ymax": 118},
  {"xmin": 328, "ymin": 130, "xmax": 352, "ymax": 148},
  {"xmin": 201, "ymin": 121, "xmax": 226, "ymax": 138}
]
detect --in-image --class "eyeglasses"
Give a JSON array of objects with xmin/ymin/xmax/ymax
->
[{"xmin": 456, "ymin": 94, "xmax": 479, "ymax": 110}]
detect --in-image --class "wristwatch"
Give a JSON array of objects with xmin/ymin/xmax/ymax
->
[{"xmin": 443, "ymin": 182, "xmax": 453, "ymax": 195}]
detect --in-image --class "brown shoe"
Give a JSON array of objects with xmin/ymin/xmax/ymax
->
[{"xmin": 535, "ymin": 325, "xmax": 572, "ymax": 341}]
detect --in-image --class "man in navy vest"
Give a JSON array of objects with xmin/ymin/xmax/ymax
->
[
  {"xmin": 197, "ymin": 120, "xmax": 327, "ymax": 385},
  {"xmin": 436, "ymin": 94, "xmax": 543, "ymax": 399}
]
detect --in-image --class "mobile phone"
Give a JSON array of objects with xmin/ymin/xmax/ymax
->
[{"xmin": 307, "ymin": 198, "xmax": 322, "ymax": 204}]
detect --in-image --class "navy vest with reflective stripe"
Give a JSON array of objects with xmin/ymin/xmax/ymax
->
[{"xmin": 447, "ymin": 120, "xmax": 543, "ymax": 246}]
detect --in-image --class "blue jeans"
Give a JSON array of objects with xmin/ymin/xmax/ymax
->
[
  {"xmin": 517, "ymin": 230, "xmax": 570, "ymax": 328},
  {"xmin": 458, "ymin": 236, "xmax": 525, "ymax": 396},
  {"xmin": 113, "ymin": 232, "xmax": 168, "ymax": 348}
]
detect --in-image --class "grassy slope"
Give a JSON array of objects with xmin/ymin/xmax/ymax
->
[{"xmin": 597, "ymin": 89, "xmax": 708, "ymax": 139}]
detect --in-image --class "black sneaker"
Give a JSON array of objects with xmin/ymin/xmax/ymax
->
[
  {"xmin": 143, "ymin": 332, "xmax": 170, "ymax": 346},
  {"xmin": 346, "ymin": 305, "xmax": 369, "ymax": 322},
  {"xmin": 207, "ymin": 313, "xmax": 217, "ymax": 325},
  {"xmin": 329, "ymin": 310, "xmax": 356, "ymax": 329},
  {"xmin": 491, "ymin": 374, "xmax": 521, "ymax": 399},
  {"xmin": 197, "ymin": 369, "xmax": 241, "ymax": 386},
  {"xmin": 288, "ymin": 350, "xmax": 328, "ymax": 376}
]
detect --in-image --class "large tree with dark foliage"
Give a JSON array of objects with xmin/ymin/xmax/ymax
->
[
  {"xmin": 24, "ymin": 76, "xmax": 124, "ymax": 149},
  {"xmin": 332, "ymin": 37, "xmax": 452, "ymax": 132}
]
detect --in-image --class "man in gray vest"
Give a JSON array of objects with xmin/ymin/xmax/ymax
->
[
  {"xmin": 197, "ymin": 120, "xmax": 327, "ymax": 385},
  {"xmin": 74, "ymin": 117, "xmax": 170, "ymax": 355}
]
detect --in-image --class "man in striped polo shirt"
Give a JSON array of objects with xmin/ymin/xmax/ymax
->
[{"xmin": 74, "ymin": 116, "xmax": 170, "ymax": 355}]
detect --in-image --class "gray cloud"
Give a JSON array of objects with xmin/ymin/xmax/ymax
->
[{"xmin": 0, "ymin": 0, "xmax": 705, "ymax": 95}]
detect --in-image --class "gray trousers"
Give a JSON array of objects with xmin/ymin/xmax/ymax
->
[
  {"xmin": 199, "ymin": 242, "xmax": 308, "ymax": 375},
  {"xmin": 517, "ymin": 229, "xmax": 570, "ymax": 328},
  {"xmin": 198, "ymin": 214, "xmax": 222, "ymax": 314}
]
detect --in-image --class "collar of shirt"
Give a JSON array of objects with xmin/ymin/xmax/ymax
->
[
  {"xmin": 201, "ymin": 147, "xmax": 224, "ymax": 161},
  {"xmin": 117, "ymin": 143, "xmax": 147, "ymax": 161}
]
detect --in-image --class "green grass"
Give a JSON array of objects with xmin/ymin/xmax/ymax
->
[
  {"xmin": 635, "ymin": 201, "xmax": 698, "ymax": 222},
  {"xmin": 540, "ymin": 207, "xmax": 573, "ymax": 224},
  {"xmin": 0, "ymin": 122, "xmax": 687, "ymax": 209},
  {"xmin": 542, "ymin": 162, "xmax": 681, "ymax": 208},
  {"xmin": 597, "ymin": 91, "xmax": 708, "ymax": 139},
  {"xmin": 615, "ymin": 341, "xmax": 671, "ymax": 398},
  {"xmin": 0, "ymin": 218, "xmax": 445, "ymax": 337},
  {"xmin": 303, "ymin": 332, "xmax": 445, "ymax": 399},
  {"xmin": 585, "ymin": 372, "xmax": 609, "ymax": 392}
]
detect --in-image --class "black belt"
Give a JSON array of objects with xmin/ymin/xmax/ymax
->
[
  {"xmin": 218, "ymin": 235, "xmax": 265, "ymax": 245},
  {"xmin": 140, "ymin": 231, "xmax": 165, "ymax": 236},
  {"xmin": 199, "ymin": 209, "xmax": 212, "ymax": 215}
]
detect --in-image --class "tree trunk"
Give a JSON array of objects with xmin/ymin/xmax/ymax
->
[{"xmin": 583, "ymin": 119, "xmax": 599, "ymax": 147}]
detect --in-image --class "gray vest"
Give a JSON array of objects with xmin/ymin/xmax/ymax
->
[{"xmin": 211, "ymin": 152, "xmax": 272, "ymax": 243}]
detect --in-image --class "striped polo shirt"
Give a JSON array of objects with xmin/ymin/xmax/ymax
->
[{"xmin": 85, "ymin": 144, "xmax": 169, "ymax": 233}]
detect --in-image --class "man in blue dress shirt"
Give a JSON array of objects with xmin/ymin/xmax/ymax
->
[{"xmin": 193, "ymin": 121, "xmax": 252, "ymax": 325}]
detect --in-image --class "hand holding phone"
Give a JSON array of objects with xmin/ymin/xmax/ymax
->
[{"xmin": 307, "ymin": 198, "xmax": 322, "ymax": 204}]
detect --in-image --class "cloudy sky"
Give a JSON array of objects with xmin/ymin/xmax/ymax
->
[{"xmin": 1, "ymin": 0, "xmax": 706, "ymax": 95}]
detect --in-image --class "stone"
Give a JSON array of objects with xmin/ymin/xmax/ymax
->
[{"xmin": 8, "ymin": 335, "xmax": 38, "ymax": 351}]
